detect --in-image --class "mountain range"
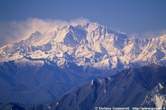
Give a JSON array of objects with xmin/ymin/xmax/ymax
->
[
  {"xmin": 0, "ymin": 19, "xmax": 166, "ymax": 69},
  {"xmin": 0, "ymin": 19, "xmax": 166, "ymax": 109}
]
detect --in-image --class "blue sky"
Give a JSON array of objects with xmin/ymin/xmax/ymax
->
[{"xmin": 0, "ymin": 0, "xmax": 166, "ymax": 33}]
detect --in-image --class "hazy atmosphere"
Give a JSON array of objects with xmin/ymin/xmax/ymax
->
[
  {"xmin": 0, "ymin": 0, "xmax": 166, "ymax": 109},
  {"xmin": 0, "ymin": 0, "xmax": 166, "ymax": 46}
]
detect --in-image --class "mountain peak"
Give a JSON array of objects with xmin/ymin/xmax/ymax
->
[{"xmin": 0, "ymin": 19, "xmax": 166, "ymax": 70}]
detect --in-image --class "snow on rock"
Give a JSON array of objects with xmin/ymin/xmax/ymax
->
[{"xmin": 0, "ymin": 19, "xmax": 166, "ymax": 70}]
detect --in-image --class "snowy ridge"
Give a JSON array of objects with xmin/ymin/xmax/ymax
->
[{"xmin": 0, "ymin": 19, "xmax": 166, "ymax": 70}]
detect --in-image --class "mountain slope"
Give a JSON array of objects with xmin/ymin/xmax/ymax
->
[
  {"xmin": 52, "ymin": 65, "xmax": 166, "ymax": 110},
  {"xmin": 0, "ymin": 59, "xmax": 110, "ymax": 104}
]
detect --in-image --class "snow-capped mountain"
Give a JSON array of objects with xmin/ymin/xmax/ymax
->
[
  {"xmin": 0, "ymin": 19, "xmax": 166, "ymax": 105},
  {"xmin": 0, "ymin": 19, "xmax": 166, "ymax": 70}
]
